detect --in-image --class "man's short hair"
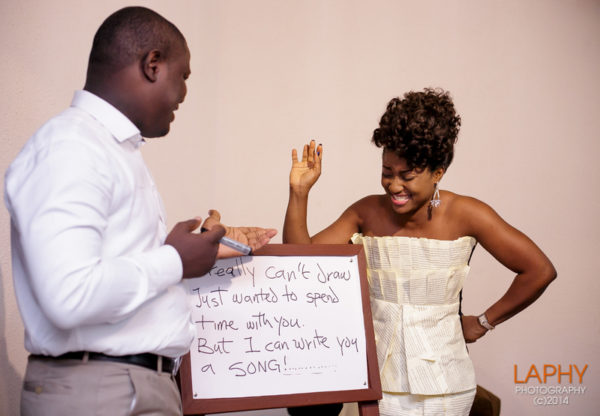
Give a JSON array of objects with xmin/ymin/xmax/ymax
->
[{"xmin": 87, "ymin": 6, "xmax": 186, "ymax": 75}]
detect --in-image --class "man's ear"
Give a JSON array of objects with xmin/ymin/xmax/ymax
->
[{"xmin": 142, "ymin": 49, "xmax": 162, "ymax": 82}]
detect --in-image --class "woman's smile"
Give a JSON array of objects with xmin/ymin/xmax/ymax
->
[{"xmin": 390, "ymin": 192, "xmax": 411, "ymax": 206}]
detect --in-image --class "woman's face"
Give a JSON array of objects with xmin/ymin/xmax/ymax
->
[{"xmin": 381, "ymin": 149, "xmax": 444, "ymax": 216}]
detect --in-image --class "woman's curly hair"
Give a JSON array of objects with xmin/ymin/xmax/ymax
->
[{"xmin": 372, "ymin": 88, "xmax": 461, "ymax": 172}]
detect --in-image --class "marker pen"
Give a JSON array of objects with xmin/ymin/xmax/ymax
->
[{"xmin": 201, "ymin": 228, "xmax": 252, "ymax": 255}]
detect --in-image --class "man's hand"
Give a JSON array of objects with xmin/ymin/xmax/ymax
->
[
  {"xmin": 202, "ymin": 210, "xmax": 277, "ymax": 258},
  {"xmin": 165, "ymin": 217, "xmax": 226, "ymax": 278}
]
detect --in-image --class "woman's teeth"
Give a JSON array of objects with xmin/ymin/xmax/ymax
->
[{"xmin": 391, "ymin": 194, "xmax": 410, "ymax": 205}]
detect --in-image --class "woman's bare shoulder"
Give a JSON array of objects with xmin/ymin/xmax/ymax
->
[
  {"xmin": 443, "ymin": 191, "xmax": 506, "ymax": 236},
  {"xmin": 444, "ymin": 191, "xmax": 490, "ymax": 211},
  {"xmin": 349, "ymin": 194, "xmax": 388, "ymax": 215}
]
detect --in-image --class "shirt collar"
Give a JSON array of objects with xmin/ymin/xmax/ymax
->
[{"xmin": 71, "ymin": 90, "xmax": 144, "ymax": 147}]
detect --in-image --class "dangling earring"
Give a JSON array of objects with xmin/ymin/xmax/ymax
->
[{"xmin": 430, "ymin": 183, "xmax": 441, "ymax": 208}]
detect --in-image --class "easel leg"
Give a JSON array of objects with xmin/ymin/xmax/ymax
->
[{"xmin": 358, "ymin": 400, "xmax": 379, "ymax": 416}]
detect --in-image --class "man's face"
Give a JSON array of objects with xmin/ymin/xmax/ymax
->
[{"xmin": 141, "ymin": 43, "xmax": 191, "ymax": 138}]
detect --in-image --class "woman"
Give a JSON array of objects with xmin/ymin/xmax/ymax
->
[{"xmin": 283, "ymin": 88, "xmax": 556, "ymax": 415}]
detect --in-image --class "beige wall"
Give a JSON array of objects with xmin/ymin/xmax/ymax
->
[{"xmin": 2, "ymin": 1, "xmax": 599, "ymax": 415}]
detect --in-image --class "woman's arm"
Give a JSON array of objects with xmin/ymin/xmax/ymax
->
[
  {"xmin": 283, "ymin": 140, "xmax": 322, "ymax": 243},
  {"xmin": 456, "ymin": 196, "xmax": 557, "ymax": 343},
  {"xmin": 283, "ymin": 141, "xmax": 360, "ymax": 244}
]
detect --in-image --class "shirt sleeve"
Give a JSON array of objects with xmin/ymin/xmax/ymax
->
[{"xmin": 6, "ymin": 135, "xmax": 183, "ymax": 330}]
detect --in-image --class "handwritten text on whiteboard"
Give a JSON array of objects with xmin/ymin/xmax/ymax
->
[{"xmin": 183, "ymin": 255, "xmax": 368, "ymax": 399}]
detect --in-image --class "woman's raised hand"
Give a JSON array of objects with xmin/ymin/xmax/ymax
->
[{"xmin": 289, "ymin": 140, "xmax": 323, "ymax": 194}]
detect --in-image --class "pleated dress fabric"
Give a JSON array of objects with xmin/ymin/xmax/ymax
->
[{"xmin": 351, "ymin": 234, "xmax": 478, "ymax": 415}]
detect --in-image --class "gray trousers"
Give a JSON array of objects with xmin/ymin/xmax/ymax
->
[{"xmin": 21, "ymin": 355, "xmax": 182, "ymax": 416}]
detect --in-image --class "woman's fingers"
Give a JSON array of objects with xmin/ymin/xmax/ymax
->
[
  {"xmin": 207, "ymin": 209, "xmax": 221, "ymax": 222},
  {"xmin": 315, "ymin": 143, "xmax": 323, "ymax": 167},
  {"xmin": 307, "ymin": 140, "xmax": 316, "ymax": 164}
]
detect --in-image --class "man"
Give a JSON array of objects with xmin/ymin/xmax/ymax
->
[{"xmin": 4, "ymin": 6, "xmax": 276, "ymax": 415}]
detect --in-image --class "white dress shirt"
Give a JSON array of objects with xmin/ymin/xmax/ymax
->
[{"xmin": 4, "ymin": 90, "xmax": 194, "ymax": 358}]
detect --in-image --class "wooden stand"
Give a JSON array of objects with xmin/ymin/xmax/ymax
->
[{"xmin": 178, "ymin": 245, "xmax": 381, "ymax": 416}]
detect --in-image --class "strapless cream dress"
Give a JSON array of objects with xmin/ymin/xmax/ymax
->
[{"xmin": 351, "ymin": 234, "xmax": 478, "ymax": 415}]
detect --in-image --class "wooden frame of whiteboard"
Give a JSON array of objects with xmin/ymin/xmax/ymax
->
[{"xmin": 178, "ymin": 244, "xmax": 381, "ymax": 416}]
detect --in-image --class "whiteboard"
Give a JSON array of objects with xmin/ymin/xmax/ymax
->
[{"xmin": 182, "ymin": 251, "xmax": 368, "ymax": 399}]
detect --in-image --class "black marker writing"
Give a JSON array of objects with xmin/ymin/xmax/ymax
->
[
  {"xmin": 228, "ymin": 359, "xmax": 282, "ymax": 377},
  {"xmin": 337, "ymin": 336, "xmax": 359, "ymax": 356},
  {"xmin": 273, "ymin": 315, "xmax": 301, "ymax": 336},
  {"xmin": 265, "ymin": 339, "xmax": 290, "ymax": 352},
  {"xmin": 193, "ymin": 286, "xmax": 228, "ymax": 309},
  {"xmin": 209, "ymin": 258, "xmax": 255, "ymax": 279},
  {"xmin": 246, "ymin": 312, "xmax": 273, "ymax": 330},
  {"xmin": 292, "ymin": 329, "xmax": 330, "ymax": 351},
  {"xmin": 305, "ymin": 286, "xmax": 340, "ymax": 307},
  {"xmin": 244, "ymin": 336, "xmax": 261, "ymax": 353},
  {"xmin": 195, "ymin": 315, "xmax": 238, "ymax": 331},
  {"xmin": 316, "ymin": 263, "xmax": 351, "ymax": 284},
  {"xmin": 281, "ymin": 284, "xmax": 298, "ymax": 302},
  {"xmin": 197, "ymin": 337, "xmax": 234, "ymax": 354},
  {"xmin": 232, "ymin": 287, "xmax": 279, "ymax": 304}
]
